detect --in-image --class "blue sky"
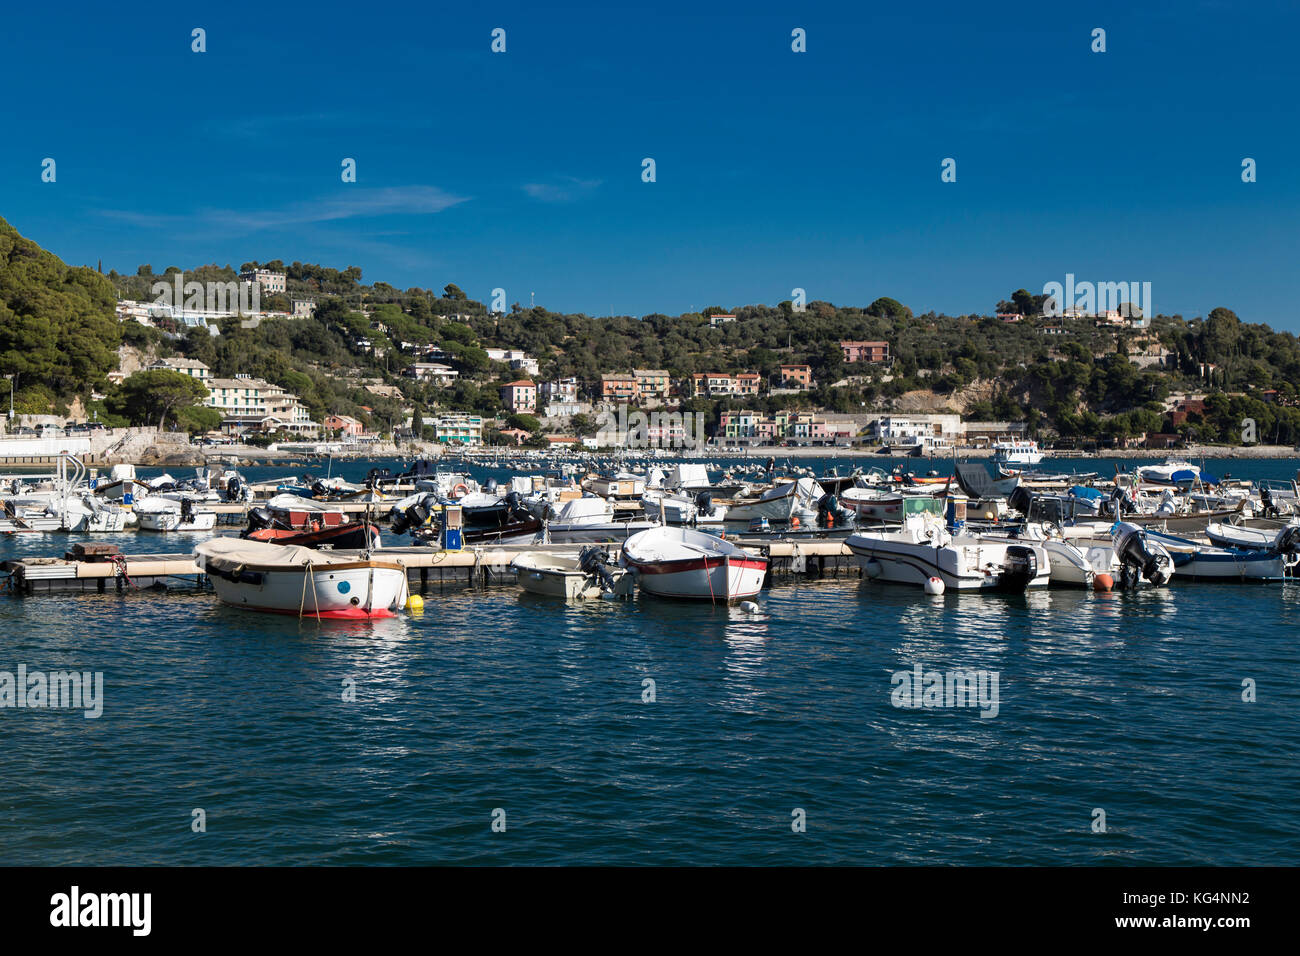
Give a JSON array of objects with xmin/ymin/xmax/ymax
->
[{"xmin": 2, "ymin": 0, "xmax": 1297, "ymax": 326}]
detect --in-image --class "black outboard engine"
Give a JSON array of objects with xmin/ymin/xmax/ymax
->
[
  {"xmin": 504, "ymin": 491, "xmax": 526, "ymax": 521},
  {"xmin": 1274, "ymin": 524, "xmax": 1300, "ymax": 555},
  {"xmin": 225, "ymin": 475, "xmax": 243, "ymax": 502},
  {"xmin": 391, "ymin": 493, "xmax": 437, "ymax": 536},
  {"xmin": 816, "ymin": 493, "xmax": 840, "ymax": 528},
  {"xmin": 694, "ymin": 491, "xmax": 715, "ymax": 518},
  {"xmin": 996, "ymin": 545, "xmax": 1039, "ymax": 591},
  {"xmin": 578, "ymin": 546, "xmax": 620, "ymax": 593},
  {"xmin": 1008, "ymin": 485, "xmax": 1034, "ymax": 519},
  {"xmin": 180, "ymin": 497, "xmax": 195, "ymax": 523},
  {"xmin": 1113, "ymin": 522, "xmax": 1172, "ymax": 588},
  {"xmin": 244, "ymin": 506, "xmax": 274, "ymax": 535},
  {"xmin": 1262, "ymin": 485, "xmax": 1276, "ymax": 518},
  {"xmin": 310, "ymin": 479, "xmax": 332, "ymax": 498}
]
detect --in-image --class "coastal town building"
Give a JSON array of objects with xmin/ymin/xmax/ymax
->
[
  {"xmin": 600, "ymin": 374, "xmax": 637, "ymax": 402},
  {"xmin": 148, "ymin": 357, "xmax": 210, "ymax": 382},
  {"xmin": 715, "ymin": 410, "xmax": 855, "ymax": 446},
  {"xmin": 324, "ymin": 414, "xmax": 364, "ymax": 437},
  {"xmin": 870, "ymin": 414, "xmax": 963, "ymax": 443},
  {"xmin": 540, "ymin": 377, "xmax": 586, "ymax": 417},
  {"xmin": 499, "ymin": 380, "xmax": 538, "ymax": 414},
  {"xmin": 690, "ymin": 372, "xmax": 761, "ymax": 398},
  {"xmin": 205, "ymin": 375, "xmax": 317, "ymax": 435},
  {"xmin": 432, "ymin": 414, "xmax": 483, "ymax": 445},
  {"xmin": 778, "ymin": 364, "xmax": 813, "ymax": 388},
  {"xmin": 484, "ymin": 349, "xmax": 540, "ymax": 376},
  {"xmin": 238, "ymin": 269, "xmax": 287, "ymax": 294},
  {"xmin": 404, "ymin": 363, "xmax": 459, "ymax": 386},
  {"xmin": 840, "ymin": 340, "xmax": 890, "ymax": 364},
  {"xmin": 633, "ymin": 369, "xmax": 671, "ymax": 403},
  {"xmin": 709, "ymin": 313, "xmax": 736, "ymax": 327}
]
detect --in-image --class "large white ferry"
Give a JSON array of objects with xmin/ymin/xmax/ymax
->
[{"xmin": 991, "ymin": 438, "xmax": 1043, "ymax": 466}]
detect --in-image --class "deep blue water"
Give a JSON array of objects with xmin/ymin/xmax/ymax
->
[{"xmin": 1, "ymin": 456, "xmax": 1298, "ymax": 865}]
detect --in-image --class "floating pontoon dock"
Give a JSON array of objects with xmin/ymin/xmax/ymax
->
[{"xmin": 0, "ymin": 537, "xmax": 859, "ymax": 595}]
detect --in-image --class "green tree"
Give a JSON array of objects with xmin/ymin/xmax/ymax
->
[{"xmin": 109, "ymin": 370, "xmax": 210, "ymax": 429}]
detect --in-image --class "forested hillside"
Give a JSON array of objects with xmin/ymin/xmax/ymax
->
[{"xmin": 6, "ymin": 212, "xmax": 1300, "ymax": 445}]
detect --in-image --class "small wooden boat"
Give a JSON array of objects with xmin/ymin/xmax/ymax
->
[
  {"xmin": 247, "ymin": 520, "xmax": 383, "ymax": 550},
  {"xmin": 619, "ymin": 527, "xmax": 767, "ymax": 601},
  {"xmin": 195, "ymin": 537, "xmax": 408, "ymax": 619},
  {"xmin": 512, "ymin": 547, "xmax": 634, "ymax": 599}
]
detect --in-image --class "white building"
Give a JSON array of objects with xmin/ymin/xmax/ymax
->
[
  {"xmin": 147, "ymin": 357, "xmax": 210, "ymax": 382},
  {"xmin": 238, "ymin": 269, "xmax": 287, "ymax": 294},
  {"xmin": 404, "ymin": 363, "xmax": 459, "ymax": 386},
  {"xmin": 206, "ymin": 375, "xmax": 316, "ymax": 434}
]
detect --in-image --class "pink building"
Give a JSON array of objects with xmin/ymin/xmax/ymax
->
[{"xmin": 499, "ymin": 380, "xmax": 538, "ymax": 414}]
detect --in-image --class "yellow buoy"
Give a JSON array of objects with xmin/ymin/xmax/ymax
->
[{"xmin": 406, "ymin": 595, "xmax": 424, "ymax": 612}]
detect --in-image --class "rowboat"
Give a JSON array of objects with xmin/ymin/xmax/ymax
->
[
  {"xmin": 247, "ymin": 520, "xmax": 383, "ymax": 550},
  {"xmin": 195, "ymin": 537, "xmax": 408, "ymax": 619},
  {"xmin": 512, "ymin": 547, "xmax": 634, "ymax": 600},
  {"xmin": 619, "ymin": 527, "xmax": 767, "ymax": 601}
]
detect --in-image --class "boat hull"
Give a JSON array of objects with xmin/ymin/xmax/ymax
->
[
  {"xmin": 206, "ymin": 561, "xmax": 408, "ymax": 618},
  {"xmin": 138, "ymin": 512, "xmax": 218, "ymax": 532},
  {"xmin": 626, "ymin": 553, "xmax": 768, "ymax": 600},
  {"xmin": 846, "ymin": 536, "xmax": 1049, "ymax": 591}
]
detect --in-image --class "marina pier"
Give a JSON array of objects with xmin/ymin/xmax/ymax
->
[{"xmin": 0, "ymin": 537, "xmax": 860, "ymax": 595}]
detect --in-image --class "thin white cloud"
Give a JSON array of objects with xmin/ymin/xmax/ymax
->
[
  {"xmin": 522, "ymin": 176, "xmax": 603, "ymax": 203},
  {"xmin": 97, "ymin": 186, "xmax": 470, "ymax": 235}
]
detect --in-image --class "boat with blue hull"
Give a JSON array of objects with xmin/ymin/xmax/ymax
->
[{"xmin": 1143, "ymin": 528, "xmax": 1296, "ymax": 581}]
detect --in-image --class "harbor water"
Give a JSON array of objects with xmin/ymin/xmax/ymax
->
[{"xmin": 2, "ymin": 456, "xmax": 1298, "ymax": 865}]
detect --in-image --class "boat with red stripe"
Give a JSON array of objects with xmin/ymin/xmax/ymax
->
[{"xmin": 619, "ymin": 527, "xmax": 767, "ymax": 601}]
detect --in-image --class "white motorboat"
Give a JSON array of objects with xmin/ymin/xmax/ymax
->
[
  {"xmin": 512, "ymin": 547, "xmax": 635, "ymax": 600},
  {"xmin": 619, "ymin": 527, "xmax": 767, "ymax": 601},
  {"xmin": 542, "ymin": 496, "xmax": 658, "ymax": 543},
  {"xmin": 59, "ymin": 494, "xmax": 130, "ymax": 532},
  {"xmin": 93, "ymin": 464, "xmax": 152, "ymax": 502},
  {"xmin": 1205, "ymin": 520, "xmax": 1300, "ymax": 553},
  {"xmin": 840, "ymin": 487, "xmax": 904, "ymax": 522},
  {"xmin": 640, "ymin": 488, "xmax": 727, "ymax": 525},
  {"xmin": 135, "ymin": 496, "xmax": 218, "ymax": 532},
  {"xmin": 845, "ymin": 497, "xmax": 1050, "ymax": 591},
  {"xmin": 195, "ymin": 537, "xmax": 408, "ymax": 619},
  {"xmin": 1013, "ymin": 523, "xmax": 1103, "ymax": 588},
  {"xmin": 725, "ymin": 477, "xmax": 826, "ymax": 524}
]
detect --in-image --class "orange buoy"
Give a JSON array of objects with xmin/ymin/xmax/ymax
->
[{"xmin": 1094, "ymin": 572, "xmax": 1114, "ymax": 592}]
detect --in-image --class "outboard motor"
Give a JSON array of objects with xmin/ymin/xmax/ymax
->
[
  {"xmin": 817, "ymin": 493, "xmax": 839, "ymax": 529},
  {"xmin": 694, "ymin": 491, "xmax": 715, "ymax": 518},
  {"xmin": 504, "ymin": 491, "xmax": 528, "ymax": 522},
  {"xmin": 391, "ymin": 494, "xmax": 437, "ymax": 536},
  {"xmin": 1261, "ymin": 485, "xmax": 1277, "ymax": 518},
  {"xmin": 1113, "ymin": 522, "xmax": 1173, "ymax": 588},
  {"xmin": 225, "ymin": 475, "xmax": 244, "ymax": 502},
  {"xmin": 1008, "ymin": 485, "xmax": 1034, "ymax": 519},
  {"xmin": 310, "ymin": 479, "xmax": 332, "ymax": 498},
  {"xmin": 1273, "ymin": 524, "xmax": 1300, "ymax": 555},
  {"xmin": 485, "ymin": 478, "xmax": 498, "ymax": 495},
  {"xmin": 578, "ymin": 546, "xmax": 621, "ymax": 593},
  {"xmin": 244, "ymin": 506, "xmax": 274, "ymax": 535},
  {"xmin": 180, "ymin": 497, "xmax": 195, "ymax": 523}
]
